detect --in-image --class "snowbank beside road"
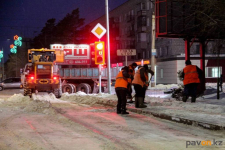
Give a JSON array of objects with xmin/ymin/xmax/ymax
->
[{"xmin": 1, "ymin": 83, "xmax": 225, "ymax": 127}]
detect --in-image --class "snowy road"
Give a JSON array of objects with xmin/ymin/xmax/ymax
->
[{"xmin": 0, "ymin": 90, "xmax": 225, "ymax": 150}]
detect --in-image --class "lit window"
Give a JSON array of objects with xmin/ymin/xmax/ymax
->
[{"xmin": 206, "ymin": 67, "xmax": 222, "ymax": 78}]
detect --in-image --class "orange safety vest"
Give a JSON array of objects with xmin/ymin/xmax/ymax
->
[
  {"xmin": 183, "ymin": 65, "xmax": 200, "ymax": 85},
  {"xmin": 115, "ymin": 70, "xmax": 128, "ymax": 89},
  {"xmin": 127, "ymin": 65, "xmax": 134, "ymax": 83},
  {"xmin": 132, "ymin": 67, "xmax": 145, "ymax": 87}
]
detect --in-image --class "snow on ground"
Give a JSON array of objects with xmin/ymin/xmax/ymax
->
[
  {"xmin": 149, "ymin": 84, "xmax": 180, "ymax": 90},
  {"xmin": 61, "ymin": 91, "xmax": 118, "ymax": 106},
  {"xmin": 1, "ymin": 83, "xmax": 225, "ymax": 126}
]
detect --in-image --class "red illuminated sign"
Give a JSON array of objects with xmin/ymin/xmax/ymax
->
[
  {"xmin": 111, "ymin": 63, "xmax": 123, "ymax": 67},
  {"xmin": 50, "ymin": 44, "xmax": 90, "ymax": 65}
]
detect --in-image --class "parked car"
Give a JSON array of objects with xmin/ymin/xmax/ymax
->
[{"xmin": 0, "ymin": 77, "xmax": 21, "ymax": 91}]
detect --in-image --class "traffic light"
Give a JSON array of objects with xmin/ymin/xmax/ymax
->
[{"xmin": 95, "ymin": 41, "xmax": 105, "ymax": 65}]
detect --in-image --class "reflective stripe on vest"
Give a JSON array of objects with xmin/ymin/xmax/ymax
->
[
  {"xmin": 115, "ymin": 71, "xmax": 128, "ymax": 88},
  {"xmin": 183, "ymin": 65, "xmax": 200, "ymax": 85},
  {"xmin": 132, "ymin": 67, "xmax": 144, "ymax": 87}
]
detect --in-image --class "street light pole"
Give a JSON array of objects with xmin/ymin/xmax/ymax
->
[
  {"xmin": 151, "ymin": 13, "xmax": 156, "ymax": 87},
  {"xmin": 105, "ymin": 0, "xmax": 112, "ymax": 94}
]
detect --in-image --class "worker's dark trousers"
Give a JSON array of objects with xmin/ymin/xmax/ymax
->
[
  {"xmin": 116, "ymin": 88, "xmax": 127, "ymax": 112},
  {"xmin": 133, "ymin": 84, "xmax": 145, "ymax": 97},
  {"xmin": 127, "ymin": 83, "xmax": 132, "ymax": 98},
  {"xmin": 143, "ymin": 86, "xmax": 147, "ymax": 101},
  {"xmin": 184, "ymin": 83, "xmax": 198, "ymax": 98}
]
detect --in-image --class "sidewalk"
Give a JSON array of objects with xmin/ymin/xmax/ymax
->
[{"xmin": 125, "ymin": 88, "xmax": 225, "ymax": 130}]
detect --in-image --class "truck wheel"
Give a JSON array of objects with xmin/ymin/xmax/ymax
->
[
  {"xmin": 70, "ymin": 84, "xmax": 76, "ymax": 93},
  {"xmin": 0, "ymin": 86, "xmax": 3, "ymax": 91},
  {"xmin": 54, "ymin": 88, "xmax": 62, "ymax": 98},
  {"xmin": 24, "ymin": 88, "xmax": 32, "ymax": 97},
  {"xmin": 84, "ymin": 83, "xmax": 92, "ymax": 93},
  {"xmin": 62, "ymin": 84, "xmax": 74, "ymax": 94},
  {"xmin": 24, "ymin": 89, "xmax": 27, "ymax": 96},
  {"xmin": 77, "ymin": 83, "xmax": 90, "ymax": 94}
]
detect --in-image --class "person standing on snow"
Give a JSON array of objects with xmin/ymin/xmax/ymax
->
[
  {"xmin": 143, "ymin": 64, "xmax": 154, "ymax": 104},
  {"xmin": 132, "ymin": 65, "xmax": 149, "ymax": 108},
  {"xmin": 115, "ymin": 66, "xmax": 130, "ymax": 114},
  {"xmin": 181, "ymin": 60, "xmax": 202, "ymax": 103},
  {"xmin": 127, "ymin": 62, "xmax": 138, "ymax": 103}
]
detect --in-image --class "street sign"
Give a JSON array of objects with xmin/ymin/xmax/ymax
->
[
  {"xmin": 152, "ymin": 49, "xmax": 156, "ymax": 56},
  {"xmin": 117, "ymin": 49, "xmax": 136, "ymax": 56},
  {"xmin": 91, "ymin": 23, "xmax": 106, "ymax": 39}
]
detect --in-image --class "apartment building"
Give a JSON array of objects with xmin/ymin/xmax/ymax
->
[{"xmin": 87, "ymin": 0, "xmax": 225, "ymax": 84}]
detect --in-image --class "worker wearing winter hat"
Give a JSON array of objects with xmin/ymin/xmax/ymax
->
[
  {"xmin": 181, "ymin": 60, "xmax": 202, "ymax": 103},
  {"xmin": 132, "ymin": 65, "xmax": 149, "ymax": 108},
  {"xmin": 115, "ymin": 66, "xmax": 130, "ymax": 114},
  {"xmin": 127, "ymin": 62, "xmax": 138, "ymax": 103},
  {"xmin": 143, "ymin": 64, "xmax": 154, "ymax": 104}
]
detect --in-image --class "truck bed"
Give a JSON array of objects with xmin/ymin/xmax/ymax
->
[{"xmin": 59, "ymin": 67, "xmax": 119, "ymax": 80}]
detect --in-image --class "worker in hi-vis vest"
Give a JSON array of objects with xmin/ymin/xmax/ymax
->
[
  {"xmin": 181, "ymin": 60, "xmax": 202, "ymax": 103},
  {"xmin": 127, "ymin": 62, "xmax": 138, "ymax": 103},
  {"xmin": 115, "ymin": 66, "xmax": 130, "ymax": 114},
  {"xmin": 142, "ymin": 64, "xmax": 154, "ymax": 104},
  {"xmin": 132, "ymin": 65, "xmax": 149, "ymax": 108}
]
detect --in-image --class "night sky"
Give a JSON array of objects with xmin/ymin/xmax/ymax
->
[{"xmin": 0, "ymin": 0, "xmax": 128, "ymax": 61}]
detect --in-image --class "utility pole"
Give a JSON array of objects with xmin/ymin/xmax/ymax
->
[
  {"xmin": 105, "ymin": 0, "xmax": 112, "ymax": 94},
  {"xmin": 151, "ymin": 13, "xmax": 156, "ymax": 87}
]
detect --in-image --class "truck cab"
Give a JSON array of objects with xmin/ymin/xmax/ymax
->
[{"xmin": 21, "ymin": 49, "xmax": 63, "ymax": 98}]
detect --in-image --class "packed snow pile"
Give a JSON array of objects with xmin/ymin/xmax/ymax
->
[
  {"xmin": 0, "ymin": 93, "xmax": 57, "ymax": 115},
  {"xmin": 60, "ymin": 91, "xmax": 118, "ymax": 106},
  {"xmin": 145, "ymin": 96, "xmax": 225, "ymax": 115},
  {"xmin": 23, "ymin": 100, "xmax": 57, "ymax": 115},
  {"xmin": 32, "ymin": 92, "xmax": 67, "ymax": 103},
  {"xmin": 0, "ymin": 98, "xmax": 4, "ymax": 104},
  {"xmin": 7, "ymin": 93, "xmax": 31, "ymax": 104},
  {"xmin": 0, "ymin": 83, "xmax": 225, "ymax": 126},
  {"xmin": 149, "ymin": 84, "xmax": 179, "ymax": 90}
]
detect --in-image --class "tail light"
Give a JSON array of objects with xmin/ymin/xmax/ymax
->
[
  {"xmin": 28, "ymin": 75, "xmax": 35, "ymax": 80},
  {"xmin": 53, "ymin": 75, "xmax": 59, "ymax": 80}
]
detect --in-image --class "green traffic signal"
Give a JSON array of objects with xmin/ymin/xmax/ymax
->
[{"xmin": 0, "ymin": 51, "xmax": 3, "ymax": 58}]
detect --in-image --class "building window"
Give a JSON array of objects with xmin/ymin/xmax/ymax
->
[
  {"xmin": 206, "ymin": 67, "xmax": 222, "ymax": 78},
  {"xmin": 141, "ymin": 2, "xmax": 146, "ymax": 10},
  {"xmin": 166, "ymin": 46, "xmax": 169, "ymax": 56},
  {"xmin": 196, "ymin": 45, "xmax": 200, "ymax": 54},
  {"xmin": 159, "ymin": 47, "xmax": 162, "ymax": 57},
  {"xmin": 138, "ymin": 53, "xmax": 141, "ymax": 59},
  {"xmin": 147, "ymin": 18, "xmax": 150, "ymax": 26},
  {"xmin": 143, "ymin": 51, "xmax": 146, "ymax": 59},
  {"xmin": 146, "ymin": 51, "xmax": 149, "ymax": 59},
  {"xmin": 138, "ymin": 16, "xmax": 147, "ymax": 27},
  {"xmin": 160, "ymin": 69, "xmax": 163, "ymax": 78},
  {"xmin": 138, "ymin": 33, "xmax": 147, "ymax": 42},
  {"xmin": 147, "ymin": 1, "xmax": 150, "ymax": 10}
]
